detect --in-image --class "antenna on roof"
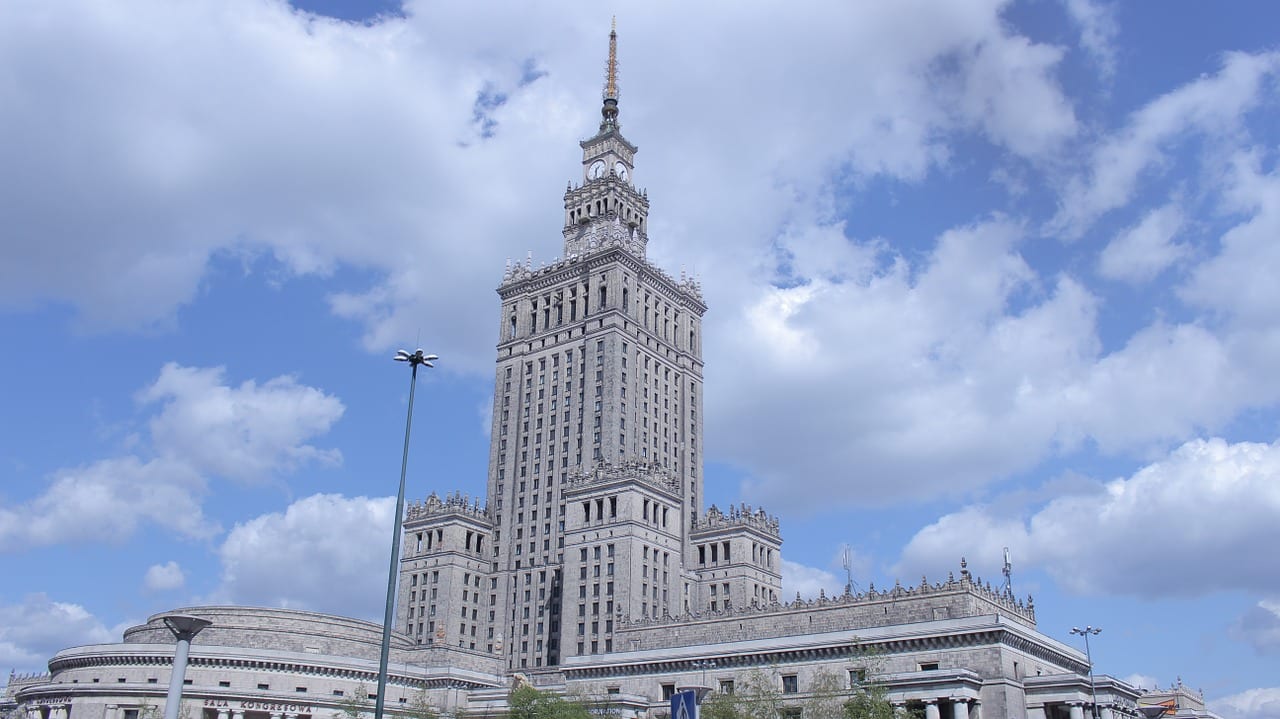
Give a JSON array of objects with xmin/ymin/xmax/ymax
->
[
  {"xmin": 1001, "ymin": 546, "xmax": 1013, "ymax": 595},
  {"xmin": 841, "ymin": 544, "xmax": 859, "ymax": 595}
]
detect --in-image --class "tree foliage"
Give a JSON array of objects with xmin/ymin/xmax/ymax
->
[
  {"xmin": 695, "ymin": 664, "xmax": 902, "ymax": 719},
  {"xmin": 508, "ymin": 685, "xmax": 591, "ymax": 719},
  {"xmin": 333, "ymin": 685, "xmax": 372, "ymax": 719}
]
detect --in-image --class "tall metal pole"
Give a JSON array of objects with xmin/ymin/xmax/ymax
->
[
  {"xmin": 160, "ymin": 614, "xmax": 212, "ymax": 719},
  {"xmin": 375, "ymin": 349, "xmax": 437, "ymax": 719},
  {"xmin": 1071, "ymin": 626, "xmax": 1102, "ymax": 719}
]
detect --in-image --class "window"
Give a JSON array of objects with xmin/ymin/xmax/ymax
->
[
  {"xmin": 919, "ymin": 662, "xmax": 940, "ymax": 671},
  {"xmin": 782, "ymin": 675, "xmax": 798, "ymax": 694},
  {"xmin": 719, "ymin": 679, "xmax": 734, "ymax": 695},
  {"xmin": 662, "ymin": 684, "xmax": 676, "ymax": 701}
]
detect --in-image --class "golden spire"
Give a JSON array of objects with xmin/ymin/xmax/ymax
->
[{"xmin": 601, "ymin": 17, "xmax": 619, "ymax": 126}]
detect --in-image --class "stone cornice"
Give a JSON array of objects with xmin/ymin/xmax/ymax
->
[{"xmin": 499, "ymin": 245, "xmax": 705, "ymax": 312}]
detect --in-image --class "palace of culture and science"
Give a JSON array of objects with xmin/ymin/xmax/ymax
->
[
  {"xmin": 8, "ymin": 25, "xmax": 1216, "ymax": 719},
  {"xmin": 395, "ymin": 22, "xmax": 781, "ymax": 671}
]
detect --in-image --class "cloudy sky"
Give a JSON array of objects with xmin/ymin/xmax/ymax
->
[{"xmin": 1, "ymin": 0, "xmax": 1278, "ymax": 716}]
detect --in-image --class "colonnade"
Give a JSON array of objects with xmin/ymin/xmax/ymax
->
[{"xmin": 896, "ymin": 698, "xmax": 981, "ymax": 719}]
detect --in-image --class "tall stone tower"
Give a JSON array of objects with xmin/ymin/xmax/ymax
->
[
  {"xmin": 396, "ymin": 22, "xmax": 779, "ymax": 673},
  {"xmin": 486, "ymin": 22, "xmax": 707, "ymax": 670}
]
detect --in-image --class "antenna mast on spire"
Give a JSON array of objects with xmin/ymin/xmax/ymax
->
[{"xmin": 601, "ymin": 17, "xmax": 620, "ymax": 127}]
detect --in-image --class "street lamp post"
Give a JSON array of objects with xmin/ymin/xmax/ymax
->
[
  {"xmin": 160, "ymin": 614, "xmax": 212, "ymax": 719},
  {"xmin": 691, "ymin": 660, "xmax": 717, "ymax": 690},
  {"xmin": 1070, "ymin": 626, "xmax": 1102, "ymax": 719},
  {"xmin": 375, "ymin": 349, "xmax": 438, "ymax": 719}
]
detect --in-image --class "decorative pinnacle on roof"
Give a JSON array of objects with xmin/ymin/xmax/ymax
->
[{"xmin": 601, "ymin": 17, "xmax": 619, "ymax": 127}]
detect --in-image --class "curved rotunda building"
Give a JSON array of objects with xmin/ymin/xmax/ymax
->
[{"xmin": 9, "ymin": 24, "xmax": 1215, "ymax": 719}]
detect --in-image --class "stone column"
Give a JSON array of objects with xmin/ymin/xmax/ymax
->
[
  {"xmin": 25, "ymin": 707, "xmax": 42, "ymax": 719},
  {"xmin": 1099, "ymin": 706, "xmax": 1114, "ymax": 719},
  {"xmin": 217, "ymin": 710, "xmax": 230, "ymax": 719},
  {"xmin": 1026, "ymin": 707, "xmax": 1046, "ymax": 719},
  {"xmin": 1068, "ymin": 703, "xmax": 1085, "ymax": 719},
  {"xmin": 231, "ymin": 711, "xmax": 244, "ymax": 719},
  {"xmin": 269, "ymin": 712, "xmax": 282, "ymax": 719},
  {"xmin": 49, "ymin": 706, "xmax": 68, "ymax": 719},
  {"xmin": 924, "ymin": 700, "xmax": 941, "ymax": 719},
  {"xmin": 951, "ymin": 700, "xmax": 968, "ymax": 719}
]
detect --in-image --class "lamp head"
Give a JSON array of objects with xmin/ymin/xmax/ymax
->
[{"xmin": 160, "ymin": 613, "xmax": 213, "ymax": 640}]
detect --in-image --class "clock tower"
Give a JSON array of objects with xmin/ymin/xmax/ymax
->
[{"xmin": 564, "ymin": 19, "xmax": 650, "ymax": 259}]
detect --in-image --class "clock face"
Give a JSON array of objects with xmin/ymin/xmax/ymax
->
[
  {"xmin": 614, "ymin": 162, "xmax": 629, "ymax": 180},
  {"xmin": 589, "ymin": 160, "xmax": 606, "ymax": 179}
]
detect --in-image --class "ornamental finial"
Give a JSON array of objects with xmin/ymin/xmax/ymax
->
[{"xmin": 601, "ymin": 18, "xmax": 619, "ymax": 126}]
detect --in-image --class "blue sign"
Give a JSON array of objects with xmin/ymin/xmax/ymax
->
[{"xmin": 671, "ymin": 690, "xmax": 698, "ymax": 719}]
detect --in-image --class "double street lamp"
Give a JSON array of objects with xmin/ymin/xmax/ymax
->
[
  {"xmin": 374, "ymin": 349, "xmax": 438, "ymax": 719},
  {"xmin": 1070, "ymin": 626, "xmax": 1102, "ymax": 719}
]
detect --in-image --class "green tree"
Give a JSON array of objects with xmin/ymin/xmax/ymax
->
[
  {"xmin": 842, "ymin": 643, "xmax": 904, "ymax": 719},
  {"xmin": 803, "ymin": 669, "xmax": 849, "ymax": 719},
  {"xmin": 405, "ymin": 688, "xmax": 440, "ymax": 719},
  {"xmin": 695, "ymin": 669, "xmax": 783, "ymax": 719},
  {"xmin": 509, "ymin": 685, "xmax": 591, "ymax": 719},
  {"xmin": 334, "ymin": 685, "xmax": 372, "ymax": 719}
]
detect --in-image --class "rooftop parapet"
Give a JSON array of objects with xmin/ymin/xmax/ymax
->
[
  {"xmin": 621, "ymin": 558, "xmax": 1035, "ymax": 627},
  {"xmin": 565, "ymin": 459, "xmax": 681, "ymax": 496},
  {"xmin": 692, "ymin": 502, "xmax": 781, "ymax": 538},
  {"xmin": 406, "ymin": 491, "xmax": 490, "ymax": 523},
  {"xmin": 500, "ymin": 217, "xmax": 703, "ymax": 303}
]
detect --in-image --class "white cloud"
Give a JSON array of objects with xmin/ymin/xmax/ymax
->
[
  {"xmin": 0, "ymin": 364, "xmax": 342, "ymax": 551},
  {"xmin": 1098, "ymin": 202, "xmax": 1188, "ymax": 283},
  {"xmin": 213, "ymin": 494, "xmax": 394, "ymax": 618},
  {"xmin": 1181, "ymin": 151, "xmax": 1280, "ymax": 328},
  {"xmin": 1215, "ymin": 688, "xmax": 1280, "ymax": 719},
  {"xmin": 0, "ymin": 0, "xmax": 1078, "ymax": 366},
  {"xmin": 1122, "ymin": 674, "xmax": 1159, "ymax": 692},
  {"xmin": 781, "ymin": 559, "xmax": 843, "ymax": 602},
  {"xmin": 714, "ymin": 217, "xmax": 1107, "ymax": 509},
  {"xmin": 897, "ymin": 437, "xmax": 1280, "ymax": 597},
  {"xmin": 1061, "ymin": 0, "xmax": 1117, "ymax": 79},
  {"xmin": 144, "ymin": 561, "xmax": 186, "ymax": 592},
  {"xmin": 1051, "ymin": 50, "xmax": 1280, "ymax": 238},
  {"xmin": 142, "ymin": 363, "xmax": 344, "ymax": 481},
  {"xmin": 0, "ymin": 456, "xmax": 216, "ymax": 550},
  {"xmin": 0, "ymin": 594, "xmax": 114, "ymax": 674}
]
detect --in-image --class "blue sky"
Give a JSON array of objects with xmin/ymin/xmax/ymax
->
[{"xmin": 2, "ymin": 1, "xmax": 1279, "ymax": 716}]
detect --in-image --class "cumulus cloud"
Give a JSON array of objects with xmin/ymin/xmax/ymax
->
[
  {"xmin": 143, "ymin": 561, "xmax": 186, "ymax": 592},
  {"xmin": 897, "ymin": 437, "xmax": 1280, "ymax": 597},
  {"xmin": 0, "ymin": 594, "xmax": 114, "ymax": 673},
  {"xmin": 0, "ymin": 456, "xmax": 216, "ymax": 550},
  {"xmin": 0, "ymin": 0, "xmax": 1079, "ymax": 365},
  {"xmin": 1122, "ymin": 674, "xmax": 1159, "ymax": 692},
  {"xmin": 1098, "ymin": 202, "xmax": 1188, "ymax": 283},
  {"xmin": 213, "ymin": 494, "xmax": 394, "ymax": 618},
  {"xmin": 1215, "ymin": 688, "xmax": 1280, "ymax": 719},
  {"xmin": 0, "ymin": 365, "xmax": 342, "ymax": 551},
  {"xmin": 782, "ymin": 559, "xmax": 844, "ymax": 601},
  {"xmin": 143, "ymin": 363, "xmax": 344, "ymax": 481},
  {"xmin": 1181, "ymin": 151, "xmax": 1280, "ymax": 328}
]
